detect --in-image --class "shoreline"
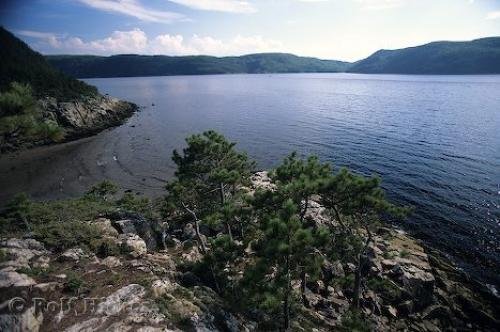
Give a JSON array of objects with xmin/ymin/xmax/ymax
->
[{"xmin": 1, "ymin": 94, "xmax": 138, "ymax": 154}]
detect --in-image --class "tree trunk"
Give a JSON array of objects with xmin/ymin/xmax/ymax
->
[
  {"xmin": 353, "ymin": 254, "xmax": 362, "ymax": 308},
  {"xmin": 22, "ymin": 216, "xmax": 31, "ymax": 233},
  {"xmin": 299, "ymin": 197, "xmax": 309, "ymax": 222},
  {"xmin": 181, "ymin": 202, "xmax": 206, "ymax": 254},
  {"xmin": 226, "ymin": 221, "xmax": 234, "ymax": 242},
  {"xmin": 353, "ymin": 224, "xmax": 373, "ymax": 308},
  {"xmin": 283, "ymin": 254, "xmax": 291, "ymax": 331},
  {"xmin": 194, "ymin": 219, "xmax": 206, "ymax": 254},
  {"xmin": 300, "ymin": 269, "xmax": 307, "ymax": 305},
  {"xmin": 220, "ymin": 182, "xmax": 225, "ymax": 205}
]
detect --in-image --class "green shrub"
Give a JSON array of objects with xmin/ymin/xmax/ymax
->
[
  {"xmin": 0, "ymin": 249, "xmax": 8, "ymax": 263},
  {"xmin": 367, "ymin": 277, "xmax": 402, "ymax": 302},
  {"xmin": 334, "ymin": 273, "xmax": 355, "ymax": 290},
  {"xmin": 17, "ymin": 266, "xmax": 53, "ymax": 279},
  {"xmin": 0, "ymin": 82, "xmax": 35, "ymax": 116},
  {"xmin": 85, "ymin": 180, "xmax": 118, "ymax": 201},
  {"xmin": 0, "ymin": 82, "xmax": 66, "ymax": 144},
  {"xmin": 117, "ymin": 192, "xmax": 151, "ymax": 215},
  {"xmin": 338, "ymin": 309, "xmax": 372, "ymax": 332},
  {"xmin": 65, "ymin": 271, "xmax": 86, "ymax": 294},
  {"xmin": 32, "ymin": 220, "xmax": 101, "ymax": 252},
  {"xmin": 90, "ymin": 238, "xmax": 121, "ymax": 258},
  {"xmin": 400, "ymin": 249, "xmax": 410, "ymax": 258}
]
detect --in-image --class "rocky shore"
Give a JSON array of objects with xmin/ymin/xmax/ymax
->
[
  {"xmin": 1, "ymin": 94, "xmax": 137, "ymax": 153},
  {"xmin": 0, "ymin": 173, "xmax": 498, "ymax": 331}
]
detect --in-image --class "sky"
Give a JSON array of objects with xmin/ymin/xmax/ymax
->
[{"xmin": 1, "ymin": 0, "xmax": 500, "ymax": 61}]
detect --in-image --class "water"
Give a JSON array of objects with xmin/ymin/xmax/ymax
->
[{"xmin": 1, "ymin": 73, "xmax": 499, "ymax": 287}]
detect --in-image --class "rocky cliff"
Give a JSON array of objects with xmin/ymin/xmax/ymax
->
[
  {"xmin": 0, "ymin": 173, "xmax": 498, "ymax": 331},
  {"xmin": 1, "ymin": 95, "xmax": 137, "ymax": 153}
]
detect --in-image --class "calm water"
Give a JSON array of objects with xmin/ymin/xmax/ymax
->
[{"xmin": 1, "ymin": 73, "xmax": 499, "ymax": 287}]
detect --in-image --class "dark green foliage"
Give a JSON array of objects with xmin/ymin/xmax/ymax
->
[
  {"xmin": 0, "ymin": 27, "xmax": 97, "ymax": 99},
  {"xmin": 242, "ymin": 199, "xmax": 329, "ymax": 329},
  {"xmin": 0, "ymin": 181, "xmax": 152, "ymax": 253},
  {"xmin": 116, "ymin": 192, "xmax": 154, "ymax": 218},
  {"xmin": 64, "ymin": 271, "xmax": 86, "ymax": 294},
  {"xmin": 46, "ymin": 53, "xmax": 351, "ymax": 78},
  {"xmin": 85, "ymin": 180, "xmax": 118, "ymax": 201},
  {"xmin": 271, "ymin": 152, "xmax": 332, "ymax": 222},
  {"xmin": 338, "ymin": 309, "xmax": 372, "ymax": 332},
  {"xmin": 17, "ymin": 266, "xmax": 54, "ymax": 280},
  {"xmin": 165, "ymin": 130, "xmax": 254, "ymax": 234},
  {"xmin": 196, "ymin": 234, "xmax": 242, "ymax": 294},
  {"xmin": 90, "ymin": 238, "xmax": 121, "ymax": 258},
  {"xmin": 32, "ymin": 220, "xmax": 101, "ymax": 252},
  {"xmin": 0, "ymin": 249, "xmax": 7, "ymax": 263},
  {"xmin": 0, "ymin": 82, "xmax": 65, "ymax": 145},
  {"xmin": 349, "ymin": 37, "xmax": 500, "ymax": 74},
  {"xmin": 367, "ymin": 277, "xmax": 402, "ymax": 302},
  {"xmin": 0, "ymin": 82, "xmax": 36, "ymax": 117},
  {"xmin": 319, "ymin": 168, "xmax": 408, "ymax": 308}
]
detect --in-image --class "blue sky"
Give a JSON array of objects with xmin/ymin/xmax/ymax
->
[{"xmin": 1, "ymin": 0, "xmax": 500, "ymax": 61}]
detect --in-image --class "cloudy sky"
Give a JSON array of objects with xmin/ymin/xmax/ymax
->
[{"xmin": 1, "ymin": 0, "xmax": 500, "ymax": 61}]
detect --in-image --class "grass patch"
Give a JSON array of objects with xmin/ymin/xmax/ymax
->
[{"xmin": 17, "ymin": 266, "xmax": 54, "ymax": 279}]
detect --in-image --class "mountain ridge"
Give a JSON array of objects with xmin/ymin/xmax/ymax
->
[
  {"xmin": 46, "ymin": 52, "xmax": 351, "ymax": 78},
  {"xmin": 45, "ymin": 36, "xmax": 500, "ymax": 77},
  {"xmin": 348, "ymin": 37, "xmax": 500, "ymax": 74}
]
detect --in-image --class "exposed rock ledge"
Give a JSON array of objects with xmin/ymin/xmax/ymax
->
[
  {"xmin": 2, "ymin": 95, "xmax": 137, "ymax": 153},
  {"xmin": 0, "ymin": 173, "xmax": 498, "ymax": 331},
  {"xmin": 40, "ymin": 95, "xmax": 137, "ymax": 139}
]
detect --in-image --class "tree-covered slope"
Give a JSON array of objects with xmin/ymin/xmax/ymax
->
[
  {"xmin": 0, "ymin": 27, "xmax": 97, "ymax": 100},
  {"xmin": 46, "ymin": 53, "xmax": 351, "ymax": 78},
  {"xmin": 349, "ymin": 37, "xmax": 500, "ymax": 74}
]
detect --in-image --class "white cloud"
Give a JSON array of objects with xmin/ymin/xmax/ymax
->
[
  {"xmin": 19, "ymin": 28, "xmax": 282, "ymax": 56},
  {"xmin": 77, "ymin": 0, "xmax": 187, "ymax": 23},
  {"xmin": 355, "ymin": 0, "xmax": 405, "ymax": 10},
  {"xmin": 16, "ymin": 30, "xmax": 62, "ymax": 48},
  {"xmin": 486, "ymin": 11, "xmax": 500, "ymax": 20},
  {"xmin": 167, "ymin": 0, "xmax": 256, "ymax": 13}
]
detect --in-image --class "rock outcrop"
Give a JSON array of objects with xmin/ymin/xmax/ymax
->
[
  {"xmin": 1, "ymin": 94, "xmax": 137, "ymax": 153},
  {"xmin": 0, "ymin": 173, "xmax": 498, "ymax": 331},
  {"xmin": 40, "ymin": 95, "xmax": 137, "ymax": 139}
]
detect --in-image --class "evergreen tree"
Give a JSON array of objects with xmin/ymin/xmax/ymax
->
[
  {"xmin": 271, "ymin": 153, "xmax": 331, "ymax": 222},
  {"xmin": 319, "ymin": 168, "xmax": 408, "ymax": 307},
  {"xmin": 165, "ymin": 130, "xmax": 255, "ymax": 247},
  {"xmin": 243, "ymin": 199, "xmax": 328, "ymax": 330},
  {"xmin": 0, "ymin": 82, "xmax": 65, "ymax": 146}
]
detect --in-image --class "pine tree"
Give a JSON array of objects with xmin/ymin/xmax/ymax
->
[
  {"xmin": 165, "ymin": 130, "xmax": 255, "ymax": 248},
  {"xmin": 243, "ymin": 199, "xmax": 328, "ymax": 330},
  {"xmin": 319, "ymin": 168, "xmax": 408, "ymax": 308},
  {"xmin": 272, "ymin": 153, "xmax": 331, "ymax": 222}
]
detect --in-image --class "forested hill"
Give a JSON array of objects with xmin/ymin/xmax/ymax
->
[
  {"xmin": 46, "ymin": 53, "xmax": 351, "ymax": 78},
  {"xmin": 348, "ymin": 37, "xmax": 500, "ymax": 74},
  {"xmin": 0, "ymin": 27, "xmax": 96, "ymax": 100}
]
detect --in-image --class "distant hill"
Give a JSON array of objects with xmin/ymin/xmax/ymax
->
[
  {"xmin": 46, "ymin": 53, "xmax": 351, "ymax": 78},
  {"xmin": 349, "ymin": 37, "xmax": 500, "ymax": 74},
  {"xmin": 0, "ymin": 27, "xmax": 96, "ymax": 100}
]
